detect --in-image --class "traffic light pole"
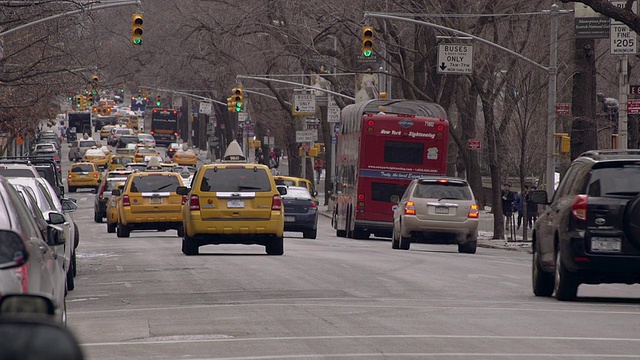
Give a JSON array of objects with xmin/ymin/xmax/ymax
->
[{"xmin": 0, "ymin": 1, "xmax": 141, "ymax": 39}]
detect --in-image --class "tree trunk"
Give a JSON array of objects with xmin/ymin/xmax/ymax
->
[
  {"xmin": 570, "ymin": 38, "xmax": 597, "ymax": 159},
  {"xmin": 481, "ymin": 98, "xmax": 504, "ymax": 240}
]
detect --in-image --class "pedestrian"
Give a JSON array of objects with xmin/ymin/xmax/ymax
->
[
  {"xmin": 514, "ymin": 190, "xmax": 524, "ymax": 230},
  {"xmin": 501, "ymin": 183, "xmax": 515, "ymax": 230},
  {"xmin": 525, "ymin": 185, "xmax": 538, "ymax": 229}
]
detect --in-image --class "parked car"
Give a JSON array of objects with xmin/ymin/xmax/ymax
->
[
  {"xmin": 0, "ymin": 176, "xmax": 67, "ymax": 324},
  {"xmin": 0, "ymin": 159, "xmax": 64, "ymax": 198},
  {"xmin": 280, "ymin": 186, "xmax": 318, "ymax": 239},
  {"xmin": 7, "ymin": 177, "xmax": 78, "ymax": 292},
  {"xmin": 531, "ymin": 149, "xmax": 640, "ymax": 301},
  {"xmin": 391, "ymin": 176, "xmax": 479, "ymax": 253},
  {"xmin": 177, "ymin": 141, "xmax": 285, "ymax": 255}
]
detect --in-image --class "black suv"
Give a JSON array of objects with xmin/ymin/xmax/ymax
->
[{"xmin": 531, "ymin": 150, "xmax": 640, "ymax": 301}]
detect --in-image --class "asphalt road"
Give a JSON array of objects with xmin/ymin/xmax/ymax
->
[{"xmin": 59, "ymin": 135, "xmax": 640, "ymax": 360}]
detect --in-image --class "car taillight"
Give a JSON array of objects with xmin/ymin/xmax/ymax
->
[
  {"xmin": 468, "ymin": 204, "xmax": 479, "ymax": 218},
  {"xmin": 182, "ymin": 195, "xmax": 187, "ymax": 205},
  {"xmin": 174, "ymin": 132, "xmax": 178, "ymax": 137},
  {"xmin": 122, "ymin": 194, "xmax": 131, "ymax": 206},
  {"xmin": 16, "ymin": 263, "xmax": 28, "ymax": 293},
  {"xmin": 309, "ymin": 202, "xmax": 317, "ymax": 209},
  {"xmin": 150, "ymin": 131, "xmax": 154, "ymax": 135},
  {"xmin": 99, "ymin": 185, "xmax": 105, "ymax": 200},
  {"xmin": 572, "ymin": 195, "xmax": 588, "ymax": 221},
  {"xmin": 404, "ymin": 201, "xmax": 416, "ymax": 215},
  {"xmin": 189, "ymin": 195, "xmax": 200, "ymax": 210},
  {"xmin": 272, "ymin": 194, "xmax": 282, "ymax": 210},
  {"xmin": 68, "ymin": 174, "xmax": 72, "ymax": 179},
  {"xmin": 93, "ymin": 173, "xmax": 98, "ymax": 178},
  {"xmin": 54, "ymin": 157, "xmax": 60, "ymax": 162}
]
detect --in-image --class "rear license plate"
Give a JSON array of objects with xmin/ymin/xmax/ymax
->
[
  {"xmin": 285, "ymin": 216, "xmax": 295, "ymax": 222},
  {"xmin": 149, "ymin": 198, "xmax": 162, "ymax": 204},
  {"xmin": 591, "ymin": 237, "xmax": 622, "ymax": 252},
  {"xmin": 435, "ymin": 206, "xmax": 449, "ymax": 214},
  {"xmin": 227, "ymin": 199, "xmax": 244, "ymax": 208}
]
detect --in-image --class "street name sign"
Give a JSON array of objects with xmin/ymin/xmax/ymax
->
[
  {"xmin": 292, "ymin": 94, "xmax": 316, "ymax": 116},
  {"xmin": 467, "ymin": 139, "xmax": 481, "ymax": 151},
  {"xmin": 555, "ymin": 103, "xmax": 571, "ymax": 116},
  {"xmin": 437, "ymin": 44, "xmax": 473, "ymax": 74},
  {"xmin": 296, "ymin": 130, "xmax": 314, "ymax": 142},
  {"xmin": 199, "ymin": 101, "xmax": 212, "ymax": 115},
  {"xmin": 327, "ymin": 106, "xmax": 340, "ymax": 123}
]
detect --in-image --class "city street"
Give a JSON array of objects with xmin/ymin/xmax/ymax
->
[{"xmin": 58, "ymin": 137, "xmax": 640, "ymax": 359}]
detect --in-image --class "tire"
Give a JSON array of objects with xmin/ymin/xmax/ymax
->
[
  {"xmin": 177, "ymin": 225, "xmax": 185, "ymax": 238},
  {"xmin": 74, "ymin": 223, "xmax": 79, "ymax": 249},
  {"xmin": 532, "ymin": 244, "xmax": 554, "ymax": 297},
  {"xmin": 116, "ymin": 223, "xmax": 130, "ymax": 238},
  {"xmin": 266, "ymin": 237, "xmax": 284, "ymax": 255},
  {"xmin": 72, "ymin": 251, "xmax": 77, "ymax": 277},
  {"xmin": 336, "ymin": 229, "xmax": 346, "ymax": 237},
  {"xmin": 554, "ymin": 248, "xmax": 579, "ymax": 301},
  {"xmin": 94, "ymin": 212, "xmax": 103, "ymax": 223},
  {"xmin": 458, "ymin": 234, "xmax": 477, "ymax": 254},
  {"xmin": 107, "ymin": 222, "xmax": 116, "ymax": 233},
  {"xmin": 68, "ymin": 187, "xmax": 76, "ymax": 193},
  {"xmin": 353, "ymin": 229, "xmax": 369, "ymax": 240},
  {"xmin": 182, "ymin": 236, "xmax": 199, "ymax": 255},
  {"xmin": 66, "ymin": 265, "xmax": 75, "ymax": 291},
  {"xmin": 399, "ymin": 235, "xmax": 411, "ymax": 250},
  {"xmin": 303, "ymin": 229, "xmax": 317, "ymax": 239},
  {"xmin": 391, "ymin": 228, "xmax": 400, "ymax": 249}
]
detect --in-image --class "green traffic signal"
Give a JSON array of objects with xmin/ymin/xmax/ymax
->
[
  {"xmin": 133, "ymin": 38, "xmax": 142, "ymax": 45},
  {"xmin": 76, "ymin": 103, "xmax": 81, "ymax": 108},
  {"xmin": 235, "ymin": 102, "xmax": 242, "ymax": 112},
  {"xmin": 363, "ymin": 49, "xmax": 372, "ymax": 57},
  {"xmin": 156, "ymin": 101, "xmax": 161, "ymax": 106}
]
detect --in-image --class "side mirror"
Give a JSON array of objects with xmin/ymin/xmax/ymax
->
[
  {"xmin": 0, "ymin": 230, "xmax": 28, "ymax": 270},
  {"xmin": 0, "ymin": 294, "xmax": 55, "ymax": 316},
  {"xmin": 277, "ymin": 187, "xmax": 287, "ymax": 196},
  {"xmin": 61, "ymin": 199, "xmax": 77, "ymax": 213},
  {"xmin": 69, "ymin": 198, "xmax": 77, "ymax": 203},
  {"xmin": 176, "ymin": 186, "xmax": 189, "ymax": 196},
  {"xmin": 312, "ymin": 191, "xmax": 318, "ymax": 197},
  {"xmin": 529, "ymin": 190, "xmax": 549, "ymax": 205},
  {"xmin": 47, "ymin": 212, "xmax": 66, "ymax": 225},
  {"xmin": 46, "ymin": 225, "xmax": 65, "ymax": 246},
  {"xmin": 111, "ymin": 189, "xmax": 122, "ymax": 196},
  {"xmin": 390, "ymin": 195, "xmax": 400, "ymax": 204}
]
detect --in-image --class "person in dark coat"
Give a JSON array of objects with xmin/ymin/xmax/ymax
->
[{"xmin": 501, "ymin": 183, "xmax": 515, "ymax": 230}]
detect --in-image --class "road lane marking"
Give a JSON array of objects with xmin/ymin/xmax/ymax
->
[
  {"xmin": 116, "ymin": 266, "xmax": 123, "ymax": 272},
  {"xmin": 171, "ymin": 354, "xmax": 640, "ymax": 359}
]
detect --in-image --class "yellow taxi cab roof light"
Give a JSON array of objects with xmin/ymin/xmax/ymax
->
[{"xmin": 221, "ymin": 140, "xmax": 247, "ymax": 163}]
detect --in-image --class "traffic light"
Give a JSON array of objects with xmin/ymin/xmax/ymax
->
[
  {"xmin": 226, "ymin": 96, "xmax": 235, "ymax": 112},
  {"xmin": 156, "ymin": 95, "xmax": 162, "ymax": 106},
  {"xmin": 232, "ymin": 85, "xmax": 243, "ymax": 112},
  {"xmin": 79, "ymin": 95, "xmax": 87, "ymax": 110},
  {"xmin": 91, "ymin": 75, "xmax": 99, "ymax": 88},
  {"xmin": 87, "ymin": 91, "xmax": 94, "ymax": 107},
  {"xmin": 361, "ymin": 26, "xmax": 374, "ymax": 57},
  {"xmin": 72, "ymin": 95, "xmax": 80, "ymax": 109},
  {"xmin": 131, "ymin": 14, "xmax": 143, "ymax": 45}
]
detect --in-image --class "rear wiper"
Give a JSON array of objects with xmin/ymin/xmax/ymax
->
[{"xmin": 604, "ymin": 191, "xmax": 640, "ymax": 196}]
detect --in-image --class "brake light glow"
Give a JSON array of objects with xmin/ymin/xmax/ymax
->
[
  {"xmin": 68, "ymin": 174, "xmax": 72, "ymax": 179},
  {"xmin": 189, "ymin": 195, "xmax": 200, "ymax": 210},
  {"xmin": 16, "ymin": 263, "xmax": 28, "ymax": 293},
  {"xmin": 93, "ymin": 173, "xmax": 98, "ymax": 178},
  {"xmin": 358, "ymin": 194, "xmax": 365, "ymax": 200},
  {"xmin": 437, "ymin": 179, "xmax": 449, "ymax": 183},
  {"xmin": 468, "ymin": 204, "xmax": 479, "ymax": 218},
  {"xmin": 571, "ymin": 195, "xmax": 588, "ymax": 221},
  {"xmin": 404, "ymin": 201, "xmax": 416, "ymax": 215},
  {"xmin": 174, "ymin": 132, "xmax": 178, "ymax": 137},
  {"xmin": 272, "ymin": 194, "xmax": 282, "ymax": 210},
  {"xmin": 309, "ymin": 202, "xmax": 317, "ymax": 209},
  {"xmin": 367, "ymin": 120, "xmax": 375, "ymax": 126},
  {"xmin": 122, "ymin": 194, "xmax": 131, "ymax": 206},
  {"xmin": 437, "ymin": 124, "xmax": 444, "ymax": 131},
  {"xmin": 54, "ymin": 157, "xmax": 60, "ymax": 162},
  {"xmin": 150, "ymin": 131, "xmax": 154, "ymax": 135}
]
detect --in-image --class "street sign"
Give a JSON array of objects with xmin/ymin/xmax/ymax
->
[
  {"xmin": 610, "ymin": 1, "xmax": 638, "ymax": 55},
  {"xmin": 199, "ymin": 101, "xmax": 212, "ymax": 115},
  {"xmin": 292, "ymin": 94, "xmax": 316, "ymax": 116},
  {"xmin": 627, "ymin": 99, "xmax": 640, "ymax": 114},
  {"xmin": 328, "ymin": 96, "xmax": 337, "ymax": 107},
  {"xmin": 310, "ymin": 129, "xmax": 318, "ymax": 142},
  {"xmin": 555, "ymin": 103, "xmax": 571, "ymax": 116},
  {"xmin": 467, "ymin": 139, "xmax": 481, "ymax": 151},
  {"xmin": 296, "ymin": 130, "xmax": 314, "ymax": 142},
  {"xmin": 327, "ymin": 106, "xmax": 340, "ymax": 123},
  {"xmin": 630, "ymin": 85, "xmax": 640, "ymax": 95},
  {"xmin": 238, "ymin": 112, "xmax": 248, "ymax": 124},
  {"xmin": 333, "ymin": 123, "xmax": 341, "ymax": 136},
  {"xmin": 437, "ymin": 44, "xmax": 473, "ymax": 74}
]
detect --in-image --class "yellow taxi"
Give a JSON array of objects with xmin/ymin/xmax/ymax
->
[
  {"xmin": 274, "ymin": 175, "xmax": 318, "ymax": 204},
  {"xmin": 160, "ymin": 162, "xmax": 177, "ymax": 172},
  {"xmin": 107, "ymin": 154, "xmax": 135, "ymax": 171},
  {"xmin": 177, "ymin": 140, "xmax": 285, "ymax": 256},
  {"xmin": 100, "ymin": 125, "xmax": 115, "ymax": 140},
  {"xmin": 68, "ymin": 162, "xmax": 103, "ymax": 193},
  {"xmin": 133, "ymin": 146, "xmax": 160, "ymax": 163},
  {"xmin": 114, "ymin": 159, "xmax": 185, "ymax": 238},
  {"xmin": 106, "ymin": 182, "xmax": 125, "ymax": 233},
  {"xmin": 173, "ymin": 148, "xmax": 197, "ymax": 166},
  {"xmin": 82, "ymin": 146, "xmax": 109, "ymax": 169}
]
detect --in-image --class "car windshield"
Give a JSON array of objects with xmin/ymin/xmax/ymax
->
[
  {"xmin": 413, "ymin": 181, "xmax": 472, "ymax": 200},
  {"xmin": 116, "ymin": 129, "xmax": 132, "ymax": 134},
  {"xmin": 112, "ymin": 157, "xmax": 133, "ymax": 165},
  {"xmin": 79, "ymin": 140, "xmax": 97, "ymax": 148},
  {"xmin": 130, "ymin": 175, "xmax": 181, "ymax": 193},
  {"xmin": 275, "ymin": 179, "xmax": 297, "ymax": 187},
  {"xmin": 137, "ymin": 148, "xmax": 156, "ymax": 154},
  {"xmin": 200, "ymin": 168, "xmax": 271, "ymax": 192},
  {"xmin": 85, "ymin": 149, "xmax": 104, "ymax": 156},
  {"xmin": 587, "ymin": 165, "xmax": 640, "ymax": 196},
  {"xmin": 0, "ymin": 168, "xmax": 35, "ymax": 177},
  {"xmin": 71, "ymin": 164, "xmax": 95, "ymax": 172}
]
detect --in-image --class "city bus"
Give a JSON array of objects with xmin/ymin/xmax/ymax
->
[
  {"xmin": 332, "ymin": 99, "xmax": 449, "ymax": 239},
  {"xmin": 150, "ymin": 108, "xmax": 179, "ymax": 146}
]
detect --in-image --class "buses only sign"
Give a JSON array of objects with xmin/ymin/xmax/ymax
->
[{"xmin": 437, "ymin": 44, "xmax": 474, "ymax": 75}]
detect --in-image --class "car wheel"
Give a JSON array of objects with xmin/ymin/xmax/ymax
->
[
  {"xmin": 532, "ymin": 244, "xmax": 554, "ymax": 297},
  {"xmin": 66, "ymin": 265, "xmax": 75, "ymax": 291},
  {"xmin": 94, "ymin": 212, "xmax": 103, "ymax": 223},
  {"xmin": 458, "ymin": 234, "xmax": 477, "ymax": 254},
  {"xmin": 182, "ymin": 236, "xmax": 199, "ymax": 255},
  {"xmin": 266, "ymin": 236, "xmax": 284, "ymax": 255},
  {"xmin": 399, "ymin": 235, "xmax": 411, "ymax": 250},
  {"xmin": 68, "ymin": 186, "xmax": 76, "ymax": 193},
  {"xmin": 177, "ymin": 225, "xmax": 185, "ymax": 238},
  {"xmin": 107, "ymin": 222, "xmax": 116, "ymax": 233},
  {"xmin": 336, "ymin": 229, "xmax": 346, "ymax": 237},
  {"xmin": 391, "ymin": 228, "xmax": 400, "ymax": 249},
  {"xmin": 303, "ymin": 229, "xmax": 317, "ymax": 239},
  {"xmin": 72, "ymin": 251, "xmax": 77, "ymax": 277},
  {"xmin": 353, "ymin": 229, "xmax": 369, "ymax": 240},
  {"xmin": 554, "ymin": 248, "xmax": 579, "ymax": 301},
  {"xmin": 116, "ymin": 223, "xmax": 130, "ymax": 238},
  {"xmin": 74, "ymin": 223, "xmax": 79, "ymax": 249}
]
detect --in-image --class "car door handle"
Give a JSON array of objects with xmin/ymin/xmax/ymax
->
[{"xmin": 39, "ymin": 245, "xmax": 48, "ymax": 254}]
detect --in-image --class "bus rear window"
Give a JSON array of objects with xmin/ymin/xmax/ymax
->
[{"xmin": 384, "ymin": 141, "xmax": 423, "ymax": 164}]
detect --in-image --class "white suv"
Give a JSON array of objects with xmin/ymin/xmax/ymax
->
[{"xmin": 391, "ymin": 177, "xmax": 479, "ymax": 253}]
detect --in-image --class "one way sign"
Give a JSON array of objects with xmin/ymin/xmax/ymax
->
[{"xmin": 437, "ymin": 44, "xmax": 474, "ymax": 75}]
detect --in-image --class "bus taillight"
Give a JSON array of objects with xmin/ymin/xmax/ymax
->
[
  {"xmin": 367, "ymin": 120, "xmax": 375, "ymax": 126},
  {"xmin": 357, "ymin": 194, "xmax": 365, "ymax": 200},
  {"xmin": 437, "ymin": 124, "xmax": 444, "ymax": 131},
  {"xmin": 404, "ymin": 201, "xmax": 416, "ymax": 215},
  {"xmin": 173, "ymin": 132, "xmax": 178, "ymax": 137}
]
